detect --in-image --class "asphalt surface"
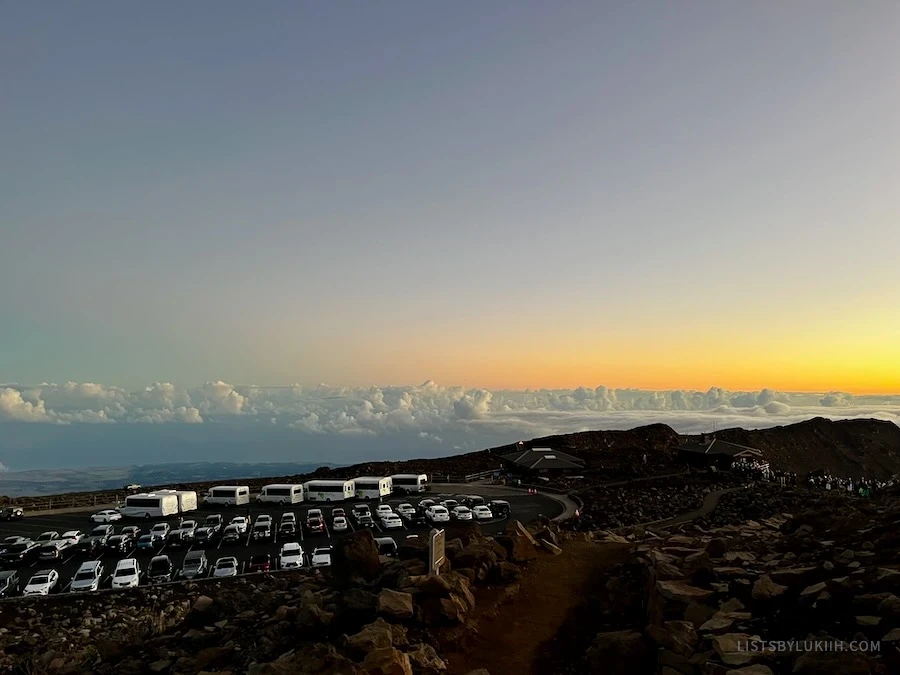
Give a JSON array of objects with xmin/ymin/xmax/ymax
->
[{"xmin": 0, "ymin": 490, "xmax": 560, "ymax": 599}]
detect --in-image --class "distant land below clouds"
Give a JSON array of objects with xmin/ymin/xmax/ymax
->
[
  {"xmin": 1, "ymin": 381, "xmax": 898, "ymax": 473},
  {"xmin": 0, "ymin": 462, "xmax": 339, "ymax": 498}
]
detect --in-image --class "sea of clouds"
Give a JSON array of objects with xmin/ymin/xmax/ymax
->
[{"xmin": 1, "ymin": 381, "xmax": 898, "ymax": 471}]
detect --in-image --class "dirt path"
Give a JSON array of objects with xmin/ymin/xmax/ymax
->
[
  {"xmin": 441, "ymin": 540, "xmax": 632, "ymax": 675},
  {"xmin": 640, "ymin": 484, "xmax": 748, "ymax": 529}
]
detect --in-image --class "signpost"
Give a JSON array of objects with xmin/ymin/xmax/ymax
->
[{"xmin": 429, "ymin": 528, "xmax": 445, "ymax": 576}]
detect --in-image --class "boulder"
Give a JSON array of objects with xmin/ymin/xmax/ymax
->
[
  {"xmin": 377, "ymin": 589, "xmax": 414, "ymax": 620},
  {"xmin": 645, "ymin": 620, "xmax": 698, "ymax": 657},
  {"xmin": 405, "ymin": 643, "xmax": 447, "ymax": 674},
  {"xmin": 725, "ymin": 666, "xmax": 774, "ymax": 674},
  {"xmin": 707, "ymin": 538, "xmax": 728, "ymax": 558},
  {"xmin": 361, "ymin": 647, "xmax": 412, "ymax": 675},
  {"xmin": 345, "ymin": 618, "xmax": 396, "ymax": 659},
  {"xmin": 792, "ymin": 652, "xmax": 874, "ymax": 675},
  {"xmin": 332, "ymin": 529, "xmax": 382, "ymax": 583},
  {"xmin": 751, "ymin": 575, "xmax": 788, "ymax": 601},
  {"xmin": 711, "ymin": 633, "xmax": 761, "ymax": 667},
  {"xmin": 250, "ymin": 643, "xmax": 366, "ymax": 675},
  {"xmin": 656, "ymin": 580, "xmax": 713, "ymax": 604}
]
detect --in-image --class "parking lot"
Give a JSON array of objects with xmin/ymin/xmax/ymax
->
[{"xmin": 0, "ymin": 490, "xmax": 560, "ymax": 598}]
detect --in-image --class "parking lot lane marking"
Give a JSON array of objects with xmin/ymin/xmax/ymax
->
[
  {"xmin": 244, "ymin": 530, "xmax": 252, "ymax": 547},
  {"xmin": 272, "ymin": 531, "xmax": 278, "ymax": 545},
  {"xmin": 323, "ymin": 521, "xmax": 330, "ymax": 538},
  {"xmin": 299, "ymin": 526, "xmax": 305, "ymax": 542}
]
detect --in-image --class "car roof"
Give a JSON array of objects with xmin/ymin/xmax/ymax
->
[
  {"xmin": 32, "ymin": 569, "xmax": 53, "ymax": 576},
  {"xmin": 150, "ymin": 555, "xmax": 170, "ymax": 562},
  {"xmin": 116, "ymin": 558, "xmax": 137, "ymax": 567},
  {"xmin": 218, "ymin": 557, "xmax": 237, "ymax": 563},
  {"xmin": 78, "ymin": 560, "xmax": 101, "ymax": 570}
]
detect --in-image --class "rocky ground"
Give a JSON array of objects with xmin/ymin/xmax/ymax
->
[
  {"xmin": 575, "ymin": 484, "xmax": 900, "ymax": 674},
  {"xmin": 0, "ymin": 518, "xmax": 564, "ymax": 675}
]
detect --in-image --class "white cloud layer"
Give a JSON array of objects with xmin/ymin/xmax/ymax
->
[{"xmin": 1, "ymin": 381, "xmax": 898, "ymax": 440}]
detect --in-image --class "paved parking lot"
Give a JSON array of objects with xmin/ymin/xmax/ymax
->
[{"xmin": 0, "ymin": 491, "xmax": 560, "ymax": 598}]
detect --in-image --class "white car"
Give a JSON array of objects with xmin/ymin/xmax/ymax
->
[
  {"xmin": 396, "ymin": 503, "xmax": 416, "ymax": 518},
  {"xmin": 440, "ymin": 499, "xmax": 459, "ymax": 511},
  {"xmin": 91, "ymin": 510, "xmax": 122, "ymax": 523},
  {"xmin": 332, "ymin": 516, "xmax": 349, "ymax": 532},
  {"xmin": 61, "ymin": 530, "xmax": 85, "ymax": 544},
  {"xmin": 112, "ymin": 558, "xmax": 141, "ymax": 589},
  {"xmin": 255, "ymin": 514, "xmax": 273, "ymax": 527},
  {"xmin": 426, "ymin": 506, "xmax": 450, "ymax": 523},
  {"xmin": 452, "ymin": 506, "xmax": 474, "ymax": 521},
  {"xmin": 35, "ymin": 531, "xmax": 60, "ymax": 544},
  {"xmin": 311, "ymin": 547, "xmax": 332, "ymax": 568},
  {"xmin": 306, "ymin": 509, "xmax": 323, "ymax": 520},
  {"xmin": 375, "ymin": 505, "xmax": 393, "ymax": 518},
  {"xmin": 472, "ymin": 506, "xmax": 493, "ymax": 521},
  {"xmin": 279, "ymin": 542, "xmax": 305, "ymax": 569},
  {"xmin": 213, "ymin": 557, "xmax": 239, "ymax": 578},
  {"xmin": 23, "ymin": 569, "xmax": 59, "ymax": 596},
  {"xmin": 229, "ymin": 516, "xmax": 249, "ymax": 534},
  {"xmin": 381, "ymin": 514, "xmax": 404, "ymax": 530},
  {"xmin": 71, "ymin": 561, "xmax": 104, "ymax": 593},
  {"xmin": 150, "ymin": 522, "xmax": 170, "ymax": 539}
]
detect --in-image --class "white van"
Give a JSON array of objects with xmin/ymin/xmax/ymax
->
[
  {"xmin": 118, "ymin": 493, "xmax": 180, "ymax": 519},
  {"xmin": 203, "ymin": 486, "xmax": 250, "ymax": 507},
  {"xmin": 257, "ymin": 484, "xmax": 304, "ymax": 505},
  {"xmin": 155, "ymin": 490, "xmax": 198, "ymax": 513},
  {"xmin": 390, "ymin": 474, "xmax": 428, "ymax": 494},
  {"xmin": 353, "ymin": 476, "xmax": 392, "ymax": 500},
  {"xmin": 303, "ymin": 480, "xmax": 356, "ymax": 502}
]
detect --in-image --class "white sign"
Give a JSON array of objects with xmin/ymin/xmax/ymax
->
[{"xmin": 429, "ymin": 528, "xmax": 445, "ymax": 576}]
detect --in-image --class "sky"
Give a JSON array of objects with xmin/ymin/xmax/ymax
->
[{"xmin": 1, "ymin": 3, "xmax": 899, "ymax": 470}]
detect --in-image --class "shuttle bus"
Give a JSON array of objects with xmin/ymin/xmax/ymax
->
[
  {"xmin": 353, "ymin": 476, "xmax": 392, "ymax": 500},
  {"xmin": 118, "ymin": 493, "xmax": 180, "ymax": 519},
  {"xmin": 257, "ymin": 484, "xmax": 304, "ymax": 505},
  {"xmin": 390, "ymin": 474, "xmax": 428, "ymax": 494},
  {"xmin": 203, "ymin": 485, "xmax": 251, "ymax": 507},
  {"xmin": 303, "ymin": 480, "xmax": 356, "ymax": 502},
  {"xmin": 155, "ymin": 489, "xmax": 198, "ymax": 513}
]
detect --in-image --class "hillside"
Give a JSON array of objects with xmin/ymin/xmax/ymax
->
[{"xmin": 686, "ymin": 416, "xmax": 900, "ymax": 478}]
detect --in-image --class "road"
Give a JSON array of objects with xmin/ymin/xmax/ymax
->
[{"xmin": 0, "ymin": 489, "xmax": 560, "ymax": 599}]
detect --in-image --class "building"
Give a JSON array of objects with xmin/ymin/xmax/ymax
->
[
  {"xmin": 677, "ymin": 436, "xmax": 764, "ymax": 471},
  {"xmin": 500, "ymin": 444, "xmax": 585, "ymax": 476}
]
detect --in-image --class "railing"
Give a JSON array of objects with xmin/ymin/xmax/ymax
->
[
  {"xmin": 9, "ymin": 493, "xmax": 123, "ymax": 514},
  {"xmin": 429, "ymin": 469, "xmax": 500, "ymax": 484}
]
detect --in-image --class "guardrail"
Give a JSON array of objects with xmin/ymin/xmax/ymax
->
[
  {"xmin": 430, "ymin": 469, "xmax": 499, "ymax": 484},
  {"xmin": 10, "ymin": 493, "xmax": 124, "ymax": 514}
]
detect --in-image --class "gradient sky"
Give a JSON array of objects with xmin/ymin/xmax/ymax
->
[{"xmin": 2, "ymin": 1, "xmax": 899, "ymax": 394}]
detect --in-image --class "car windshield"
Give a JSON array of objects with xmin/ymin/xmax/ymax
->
[
  {"xmin": 182, "ymin": 521, "xmax": 196, "ymax": 528},
  {"xmin": 139, "ymin": 535, "xmax": 152, "ymax": 542},
  {"xmin": 205, "ymin": 517, "xmax": 219, "ymax": 524},
  {"xmin": 254, "ymin": 524, "xmax": 268, "ymax": 530},
  {"xmin": 115, "ymin": 567, "xmax": 134, "ymax": 577},
  {"xmin": 149, "ymin": 561, "xmax": 169, "ymax": 572},
  {"xmin": 74, "ymin": 571, "xmax": 94, "ymax": 581},
  {"xmin": 218, "ymin": 560, "xmax": 235, "ymax": 568},
  {"xmin": 91, "ymin": 528, "xmax": 107, "ymax": 536},
  {"xmin": 7, "ymin": 544, "xmax": 28, "ymax": 553},
  {"xmin": 30, "ymin": 575, "xmax": 49, "ymax": 584},
  {"xmin": 251, "ymin": 556, "xmax": 268, "ymax": 563}
]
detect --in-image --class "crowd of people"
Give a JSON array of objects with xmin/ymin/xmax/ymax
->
[{"xmin": 730, "ymin": 458, "xmax": 895, "ymax": 497}]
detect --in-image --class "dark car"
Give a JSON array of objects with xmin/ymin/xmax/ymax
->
[
  {"xmin": 248, "ymin": 553, "xmax": 272, "ymax": 573},
  {"xmin": 356, "ymin": 514, "xmax": 375, "ymax": 528},
  {"xmin": 305, "ymin": 517, "xmax": 324, "ymax": 534},
  {"xmin": 73, "ymin": 537, "xmax": 104, "ymax": 557},
  {"xmin": 0, "ymin": 542, "xmax": 39, "ymax": 566},
  {"xmin": 252, "ymin": 523, "xmax": 272, "ymax": 541},
  {"xmin": 193, "ymin": 527, "xmax": 215, "ymax": 546},
  {"xmin": 89, "ymin": 524, "xmax": 115, "ymax": 546},
  {"xmin": 0, "ymin": 507, "xmax": 24, "ymax": 521},
  {"xmin": 203, "ymin": 514, "xmax": 223, "ymax": 536},
  {"xmin": 147, "ymin": 555, "xmax": 173, "ymax": 583},
  {"xmin": 488, "ymin": 500, "xmax": 510, "ymax": 518},
  {"xmin": 106, "ymin": 534, "xmax": 134, "ymax": 553},
  {"xmin": 0, "ymin": 570, "xmax": 20, "ymax": 597},
  {"xmin": 278, "ymin": 521, "xmax": 297, "ymax": 538},
  {"xmin": 121, "ymin": 525, "xmax": 142, "ymax": 539},
  {"xmin": 180, "ymin": 550, "xmax": 208, "ymax": 579},
  {"xmin": 373, "ymin": 537, "xmax": 398, "ymax": 558},
  {"xmin": 166, "ymin": 530, "xmax": 189, "ymax": 550}
]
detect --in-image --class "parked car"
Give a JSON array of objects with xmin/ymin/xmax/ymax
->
[
  {"xmin": 248, "ymin": 553, "xmax": 272, "ymax": 573},
  {"xmin": 71, "ymin": 560, "xmax": 104, "ymax": 593},
  {"xmin": 166, "ymin": 530, "xmax": 190, "ymax": 550},
  {"xmin": 396, "ymin": 503, "xmax": 416, "ymax": 518},
  {"xmin": 331, "ymin": 507, "xmax": 347, "ymax": 519},
  {"xmin": 202, "ymin": 514, "xmax": 224, "ymax": 536},
  {"xmin": 0, "ymin": 507, "xmax": 24, "ymax": 521},
  {"xmin": 89, "ymin": 524, "xmax": 115, "ymax": 545},
  {"xmin": 106, "ymin": 533, "xmax": 135, "ymax": 554},
  {"xmin": 150, "ymin": 522, "xmax": 170, "ymax": 539},
  {"xmin": 112, "ymin": 559, "xmax": 141, "ymax": 589},
  {"xmin": 0, "ymin": 570, "xmax": 20, "ymax": 597},
  {"xmin": 180, "ymin": 550, "xmax": 208, "ymax": 579},
  {"xmin": 61, "ymin": 530, "xmax": 85, "ymax": 545},
  {"xmin": 252, "ymin": 522, "xmax": 272, "ymax": 541},
  {"xmin": 332, "ymin": 516, "xmax": 349, "ymax": 532},
  {"xmin": 440, "ymin": 499, "xmax": 459, "ymax": 511},
  {"xmin": 356, "ymin": 514, "xmax": 375, "ymax": 528},
  {"xmin": 176, "ymin": 520, "xmax": 198, "ymax": 539},
  {"xmin": 374, "ymin": 537, "xmax": 398, "ymax": 558},
  {"xmin": 0, "ymin": 542, "xmax": 40, "ymax": 566},
  {"xmin": 425, "ymin": 506, "xmax": 450, "ymax": 523},
  {"xmin": 72, "ymin": 536, "xmax": 104, "ymax": 557},
  {"xmin": 1, "ymin": 536, "xmax": 29, "ymax": 554},
  {"xmin": 147, "ymin": 555, "xmax": 173, "ymax": 583},
  {"xmin": 462, "ymin": 495, "xmax": 486, "ymax": 508},
  {"xmin": 375, "ymin": 505, "xmax": 393, "ymax": 518},
  {"xmin": 35, "ymin": 531, "xmax": 60, "ymax": 544},
  {"xmin": 91, "ymin": 510, "xmax": 122, "ymax": 524},
  {"xmin": 23, "ymin": 569, "xmax": 59, "ymax": 596},
  {"xmin": 136, "ymin": 533, "xmax": 162, "ymax": 551},
  {"xmin": 472, "ymin": 505, "xmax": 493, "ymax": 521},
  {"xmin": 193, "ymin": 527, "xmax": 215, "ymax": 546},
  {"xmin": 305, "ymin": 509, "xmax": 322, "ymax": 522},
  {"xmin": 381, "ymin": 514, "xmax": 404, "ymax": 530},
  {"xmin": 352, "ymin": 505, "xmax": 372, "ymax": 523},
  {"xmin": 311, "ymin": 547, "xmax": 332, "ymax": 568},
  {"xmin": 279, "ymin": 542, "xmax": 304, "ymax": 569},
  {"xmin": 221, "ymin": 524, "xmax": 243, "ymax": 544},
  {"xmin": 255, "ymin": 514, "xmax": 273, "ymax": 528},
  {"xmin": 305, "ymin": 516, "xmax": 325, "ymax": 534},
  {"xmin": 418, "ymin": 499, "xmax": 436, "ymax": 511},
  {"xmin": 280, "ymin": 512, "xmax": 297, "ymax": 525},
  {"xmin": 38, "ymin": 540, "xmax": 69, "ymax": 562},
  {"xmin": 229, "ymin": 516, "xmax": 249, "ymax": 534},
  {"xmin": 488, "ymin": 500, "xmax": 510, "ymax": 518},
  {"xmin": 213, "ymin": 557, "xmax": 239, "ymax": 578},
  {"xmin": 451, "ymin": 506, "xmax": 473, "ymax": 521},
  {"xmin": 279, "ymin": 520, "xmax": 297, "ymax": 538},
  {"xmin": 120, "ymin": 526, "xmax": 142, "ymax": 539}
]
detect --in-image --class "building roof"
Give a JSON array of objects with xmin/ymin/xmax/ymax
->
[
  {"xmin": 500, "ymin": 446, "xmax": 585, "ymax": 470},
  {"xmin": 677, "ymin": 438, "xmax": 763, "ymax": 458}
]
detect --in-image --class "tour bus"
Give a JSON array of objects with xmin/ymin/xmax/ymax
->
[
  {"xmin": 353, "ymin": 476, "xmax": 393, "ymax": 500},
  {"xmin": 155, "ymin": 489, "xmax": 198, "ymax": 513},
  {"xmin": 118, "ymin": 493, "xmax": 180, "ymax": 519},
  {"xmin": 257, "ymin": 484, "xmax": 304, "ymax": 505},
  {"xmin": 203, "ymin": 485, "xmax": 251, "ymax": 507},
  {"xmin": 302, "ymin": 480, "xmax": 356, "ymax": 503},
  {"xmin": 390, "ymin": 474, "xmax": 429, "ymax": 494}
]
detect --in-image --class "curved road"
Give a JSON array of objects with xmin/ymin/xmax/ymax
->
[{"xmin": 629, "ymin": 484, "xmax": 750, "ymax": 530}]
